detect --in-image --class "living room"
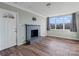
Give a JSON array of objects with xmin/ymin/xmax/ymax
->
[{"xmin": 0, "ymin": 2, "xmax": 79, "ymax": 56}]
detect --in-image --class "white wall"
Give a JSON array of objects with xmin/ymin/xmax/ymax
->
[
  {"xmin": 17, "ymin": 11, "xmax": 47, "ymax": 45},
  {"xmin": 0, "ymin": 3, "xmax": 47, "ymax": 45},
  {"xmin": 47, "ymin": 29, "xmax": 78, "ymax": 40}
]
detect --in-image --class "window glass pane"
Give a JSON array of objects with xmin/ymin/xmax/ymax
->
[
  {"xmin": 56, "ymin": 16, "xmax": 63, "ymax": 29},
  {"xmin": 49, "ymin": 15, "xmax": 72, "ymax": 30},
  {"xmin": 65, "ymin": 23, "xmax": 71, "ymax": 29},
  {"xmin": 64, "ymin": 15, "xmax": 72, "ymax": 29},
  {"xmin": 64, "ymin": 16, "xmax": 72, "ymax": 23},
  {"xmin": 49, "ymin": 17, "xmax": 55, "ymax": 29}
]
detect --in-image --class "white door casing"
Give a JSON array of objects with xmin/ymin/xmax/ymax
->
[{"xmin": 0, "ymin": 8, "xmax": 17, "ymax": 50}]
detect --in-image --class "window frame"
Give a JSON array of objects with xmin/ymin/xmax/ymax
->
[{"xmin": 49, "ymin": 15, "xmax": 72, "ymax": 30}]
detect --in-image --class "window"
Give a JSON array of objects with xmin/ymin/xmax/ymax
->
[
  {"xmin": 64, "ymin": 16, "xmax": 72, "ymax": 29},
  {"xmin": 49, "ymin": 18, "xmax": 55, "ymax": 29},
  {"xmin": 56, "ymin": 17, "xmax": 63, "ymax": 29},
  {"xmin": 49, "ymin": 15, "xmax": 72, "ymax": 30}
]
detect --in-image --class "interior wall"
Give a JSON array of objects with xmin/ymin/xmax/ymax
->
[
  {"xmin": 47, "ymin": 29, "xmax": 78, "ymax": 40},
  {"xmin": 17, "ymin": 10, "xmax": 47, "ymax": 45},
  {"xmin": 0, "ymin": 3, "xmax": 47, "ymax": 45}
]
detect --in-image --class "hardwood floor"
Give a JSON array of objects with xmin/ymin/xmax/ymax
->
[{"xmin": 0, "ymin": 37, "xmax": 79, "ymax": 56}]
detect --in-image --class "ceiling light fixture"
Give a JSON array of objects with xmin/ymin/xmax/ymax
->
[{"xmin": 46, "ymin": 3, "xmax": 51, "ymax": 6}]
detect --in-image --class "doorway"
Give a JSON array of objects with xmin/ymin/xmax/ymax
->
[{"xmin": 0, "ymin": 8, "xmax": 17, "ymax": 50}]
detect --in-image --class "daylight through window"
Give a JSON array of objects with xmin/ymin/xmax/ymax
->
[{"xmin": 49, "ymin": 15, "xmax": 72, "ymax": 30}]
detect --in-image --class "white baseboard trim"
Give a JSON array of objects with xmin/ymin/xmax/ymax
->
[
  {"xmin": 17, "ymin": 42, "xmax": 26, "ymax": 46},
  {"xmin": 47, "ymin": 35, "xmax": 79, "ymax": 41}
]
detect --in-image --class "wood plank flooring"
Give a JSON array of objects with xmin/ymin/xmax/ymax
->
[{"xmin": 0, "ymin": 37, "xmax": 79, "ymax": 56}]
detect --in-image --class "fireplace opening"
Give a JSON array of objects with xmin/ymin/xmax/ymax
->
[{"xmin": 31, "ymin": 29, "xmax": 38, "ymax": 37}]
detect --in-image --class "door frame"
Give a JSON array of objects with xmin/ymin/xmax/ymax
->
[{"xmin": 0, "ymin": 8, "xmax": 18, "ymax": 50}]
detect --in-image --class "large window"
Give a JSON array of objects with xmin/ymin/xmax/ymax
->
[{"xmin": 49, "ymin": 15, "xmax": 72, "ymax": 30}]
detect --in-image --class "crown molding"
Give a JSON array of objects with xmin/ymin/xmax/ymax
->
[{"xmin": 3, "ymin": 2, "xmax": 46, "ymax": 18}]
